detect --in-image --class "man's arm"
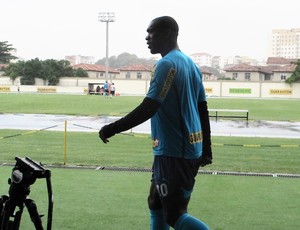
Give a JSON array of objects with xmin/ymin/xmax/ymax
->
[
  {"xmin": 99, "ymin": 97, "xmax": 160, "ymax": 143},
  {"xmin": 198, "ymin": 101, "xmax": 212, "ymax": 166}
]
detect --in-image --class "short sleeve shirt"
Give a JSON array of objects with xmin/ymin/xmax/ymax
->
[{"xmin": 146, "ymin": 49, "xmax": 206, "ymax": 159}]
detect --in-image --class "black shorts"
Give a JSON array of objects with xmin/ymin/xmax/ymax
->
[{"xmin": 152, "ymin": 155, "xmax": 200, "ymax": 199}]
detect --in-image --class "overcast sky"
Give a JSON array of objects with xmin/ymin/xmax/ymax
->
[{"xmin": 1, "ymin": 0, "xmax": 299, "ymax": 61}]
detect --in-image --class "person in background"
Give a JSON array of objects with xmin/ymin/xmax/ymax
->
[
  {"xmin": 110, "ymin": 83, "xmax": 115, "ymax": 97},
  {"xmin": 99, "ymin": 16, "xmax": 212, "ymax": 230},
  {"xmin": 17, "ymin": 81, "xmax": 20, "ymax": 93},
  {"xmin": 103, "ymin": 81, "xmax": 109, "ymax": 97},
  {"xmin": 96, "ymin": 85, "xmax": 101, "ymax": 95}
]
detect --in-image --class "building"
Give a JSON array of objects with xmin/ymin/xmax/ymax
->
[
  {"xmin": 211, "ymin": 55, "xmax": 262, "ymax": 70},
  {"xmin": 265, "ymin": 57, "xmax": 298, "ymax": 81},
  {"xmin": 268, "ymin": 28, "xmax": 300, "ymax": 59},
  {"xmin": 199, "ymin": 66, "xmax": 216, "ymax": 81},
  {"xmin": 65, "ymin": 55, "xmax": 95, "ymax": 65},
  {"xmin": 118, "ymin": 64, "xmax": 153, "ymax": 80},
  {"xmin": 272, "ymin": 64, "xmax": 297, "ymax": 81},
  {"xmin": 189, "ymin": 52, "xmax": 212, "ymax": 67},
  {"xmin": 224, "ymin": 62, "xmax": 296, "ymax": 82},
  {"xmin": 73, "ymin": 63, "xmax": 119, "ymax": 79},
  {"xmin": 266, "ymin": 57, "xmax": 298, "ymax": 66}
]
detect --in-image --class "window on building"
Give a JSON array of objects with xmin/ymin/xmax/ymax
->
[
  {"xmin": 137, "ymin": 72, "xmax": 142, "ymax": 79},
  {"xmin": 97, "ymin": 72, "xmax": 104, "ymax": 78},
  {"xmin": 232, "ymin": 72, "xmax": 238, "ymax": 80},
  {"xmin": 264, "ymin": 75, "xmax": 271, "ymax": 81},
  {"xmin": 281, "ymin": 74, "xmax": 287, "ymax": 81},
  {"xmin": 126, "ymin": 72, "xmax": 131, "ymax": 79},
  {"xmin": 245, "ymin": 73, "xmax": 251, "ymax": 81}
]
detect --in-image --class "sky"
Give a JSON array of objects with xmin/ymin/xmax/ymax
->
[{"xmin": 1, "ymin": 0, "xmax": 300, "ymax": 61}]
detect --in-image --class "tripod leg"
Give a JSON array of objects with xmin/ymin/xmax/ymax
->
[
  {"xmin": 1, "ymin": 199, "xmax": 22, "ymax": 230},
  {"xmin": 24, "ymin": 199, "xmax": 43, "ymax": 230},
  {"xmin": 0, "ymin": 195, "xmax": 9, "ymax": 228},
  {"xmin": 45, "ymin": 171, "xmax": 53, "ymax": 230},
  {"xmin": 12, "ymin": 208, "xmax": 23, "ymax": 230}
]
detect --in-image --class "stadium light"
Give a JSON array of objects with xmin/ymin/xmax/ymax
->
[{"xmin": 98, "ymin": 12, "xmax": 115, "ymax": 82}]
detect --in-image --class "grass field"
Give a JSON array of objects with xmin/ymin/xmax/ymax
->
[
  {"xmin": 1, "ymin": 93, "xmax": 300, "ymax": 229},
  {"xmin": 0, "ymin": 167, "xmax": 299, "ymax": 230},
  {"xmin": 1, "ymin": 93, "xmax": 300, "ymax": 121},
  {"xmin": 1, "ymin": 130, "xmax": 300, "ymax": 174}
]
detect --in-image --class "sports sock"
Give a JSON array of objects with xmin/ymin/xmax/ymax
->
[
  {"xmin": 174, "ymin": 213, "xmax": 209, "ymax": 230},
  {"xmin": 150, "ymin": 209, "xmax": 170, "ymax": 230}
]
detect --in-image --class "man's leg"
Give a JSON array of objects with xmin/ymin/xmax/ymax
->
[
  {"xmin": 150, "ymin": 209, "xmax": 170, "ymax": 230},
  {"xmin": 174, "ymin": 213, "xmax": 209, "ymax": 230},
  {"xmin": 161, "ymin": 190, "xmax": 209, "ymax": 230},
  {"xmin": 155, "ymin": 156, "xmax": 209, "ymax": 230},
  {"xmin": 148, "ymin": 181, "xmax": 170, "ymax": 230}
]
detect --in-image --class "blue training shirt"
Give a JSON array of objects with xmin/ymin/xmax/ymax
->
[{"xmin": 146, "ymin": 49, "xmax": 206, "ymax": 159}]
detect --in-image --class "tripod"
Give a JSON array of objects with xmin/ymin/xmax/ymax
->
[{"xmin": 0, "ymin": 157, "xmax": 53, "ymax": 230}]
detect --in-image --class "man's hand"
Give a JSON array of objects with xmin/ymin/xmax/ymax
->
[
  {"xmin": 99, "ymin": 124, "xmax": 115, "ymax": 144},
  {"xmin": 99, "ymin": 127, "xmax": 109, "ymax": 143},
  {"xmin": 199, "ymin": 147, "xmax": 212, "ymax": 167},
  {"xmin": 199, "ymin": 154, "xmax": 212, "ymax": 167}
]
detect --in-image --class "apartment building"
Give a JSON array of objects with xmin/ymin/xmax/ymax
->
[
  {"xmin": 65, "ymin": 55, "xmax": 95, "ymax": 65},
  {"xmin": 189, "ymin": 52, "xmax": 212, "ymax": 67},
  {"xmin": 268, "ymin": 28, "xmax": 300, "ymax": 58}
]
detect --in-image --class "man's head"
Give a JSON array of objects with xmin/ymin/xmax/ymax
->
[{"xmin": 146, "ymin": 16, "xmax": 179, "ymax": 56}]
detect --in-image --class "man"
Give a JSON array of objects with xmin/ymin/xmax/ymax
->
[
  {"xmin": 110, "ymin": 83, "xmax": 115, "ymax": 97},
  {"xmin": 99, "ymin": 16, "xmax": 212, "ymax": 230},
  {"xmin": 103, "ymin": 81, "xmax": 109, "ymax": 97}
]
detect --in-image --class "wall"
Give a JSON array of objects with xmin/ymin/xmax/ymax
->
[
  {"xmin": 0, "ymin": 77, "xmax": 151, "ymax": 95},
  {"xmin": 1, "ymin": 76, "xmax": 300, "ymax": 99},
  {"xmin": 203, "ymin": 81, "xmax": 300, "ymax": 99}
]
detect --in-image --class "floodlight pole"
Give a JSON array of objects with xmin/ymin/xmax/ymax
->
[{"xmin": 98, "ymin": 12, "xmax": 115, "ymax": 83}]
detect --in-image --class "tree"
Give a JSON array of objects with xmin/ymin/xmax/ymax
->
[
  {"xmin": 42, "ymin": 59, "xmax": 75, "ymax": 85},
  {"xmin": 21, "ymin": 58, "xmax": 44, "ymax": 85},
  {"xmin": 3, "ymin": 61, "xmax": 25, "ymax": 83},
  {"xmin": 41, "ymin": 59, "xmax": 62, "ymax": 85},
  {"xmin": 0, "ymin": 41, "xmax": 17, "ymax": 63},
  {"xmin": 4, "ymin": 58, "xmax": 86, "ymax": 85},
  {"xmin": 74, "ymin": 68, "xmax": 88, "ymax": 77},
  {"xmin": 286, "ymin": 60, "xmax": 300, "ymax": 84}
]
